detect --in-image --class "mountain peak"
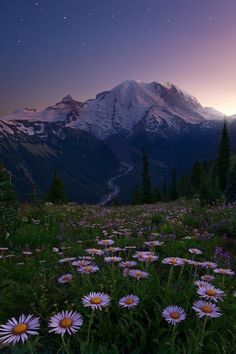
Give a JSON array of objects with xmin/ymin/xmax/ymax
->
[{"xmin": 61, "ymin": 95, "xmax": 74, "ymax": 103}]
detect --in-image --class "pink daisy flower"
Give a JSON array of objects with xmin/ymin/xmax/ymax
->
[
  {"xmin": 58, "ymin": 257, "xmax": 76, "ymax": 264},
  {"xmin": 197, "ymin": 286, "xmax": 225, "ymax": 302},
  {"xmin": 162, "ymin": 306, "xmax": 186, "ymax": 325},
  {"xmin": 86, "ymin": 248, "xmax": 104, "ymax": 256},
  {"xmin": 200, "ymin": 262, "xmax": 217, "ymax": 269},
  {"xmin": 77, "ymin": 265, "xmax": 99, "ymax": 274},
  {"xmin": 72, "ymin": 260, "xmax": 91, "ymax": 267},
  {"xmin": 106, "ymin": 247, "xmax": 122, "ymax": 253},
  {"xmin": 129, "ymin": 269, "xmax": 149, "ymax": 279},
  {"xmin": 118, "ymin": 295, "xmax": 140, "ymax": 309},
  {"xmin": 213, "ymin": 268, "xmax": 235, "ymax": 276},
  {"xmin": 58, "ymin": 274, "xmax": 73, "ymax": 284},
  {"xmin": 82, "ymin": 292, "xmax": 110, "ymax": 310},
  {"xmin": 201, "ymin": 275, "xmax": 215, "ymax": 282},
  {"xmin": 194, "ymin": 280, "xmax": 211, "ymax": 288},
  {"xmin": 162, "ymin": 257, "xmax": 185, "ymax": 266},
  {"xmin": 144, "ymin": 240, "xmax": 163, "ymax": 247},
  {"xmin": 192, "ymin": 300, "xmax": 221, "ymax": 318},
  {"xmin": 138, "ymin": 254, "xmax": 159, "ymax": 263},
  {"xmin": 48, "ymin": 311, "xmax": 83, "ymax": 336},
  {"xmin": 104, "ymin": 256, "xmax": 122, "ymax": 263},
  {"xmin": 119, "ymin": 261, "xmax": 137, "ymax": 268},
  {"xmin": 0, "ymin": 314, "xmax": 40, "ymax": 345},
  {"xmin": 188, "ymin": 248, "xmax": 202, "ymax": 255},
  {"xmin": 97, "ymin": 239, "xmax": 114, "ymax": 247}
]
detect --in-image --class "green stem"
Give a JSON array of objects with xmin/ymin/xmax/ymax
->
[
  {"xmin": 61, "ymin": 335, "xmax": 70, "ymax": 354},
  {"xmin": 86, "ymin": 311, "xmax": 95, "ymax": 346},
  {"xmin": 171, "ymin": 326, "xmax": 177, "ymax": 354},
  {"xmin": 178, "ymin": 264, "xmax": 185, "ymax": 282},
  {"xmin": 199, "ymin": 317, "xmax": 207, "ymax": 349},
  {"xmin": 27, "ymin": 340, "xmax": 34, "ymax": 354}
]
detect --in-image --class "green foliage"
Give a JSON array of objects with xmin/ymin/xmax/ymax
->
[
  {"xmin": 170, "ymin": 169, "xmax": 178, "ymax": 201},
  {"xmin": 217, "ymin": 120, "xmax": 231, "ymax": 191},
  {"xmin": 191, "ymin": 162, "xmax": 202, "ymax": 193},
  {"xmin": 226, "ymin": 162, "xmax": 236, "ymax": 202},
  {"xmin": 1, "ymin": 203, "xmax": 236, "ymax": 353},
  {"xmin": 0, "ymin": 161, "xmax": 18, "ymax": 235},
  {"xmin": 178, "ymin": 160, "xmax": 221, "ymax": 205},
  {"xmin": 152, "ymin": 187, "xmax": 162, "ymax": 203},
  {"xmin": 46, "ymin": 171, "xmax": 66, "ymax": 204}
]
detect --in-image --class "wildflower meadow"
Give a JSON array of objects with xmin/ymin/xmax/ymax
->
[{"xmin": 0, "ymin": 201, "xmax": 236, "ymax": 353}]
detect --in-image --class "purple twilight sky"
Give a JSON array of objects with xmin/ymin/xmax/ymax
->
[{"xmin": 1, "ymin": 0, "xmax": 236, "ymax": 115}]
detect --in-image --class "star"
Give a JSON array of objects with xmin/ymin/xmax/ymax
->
[
  {"xmin": 63, "ymin": 16, "xmax": 67, "ymax": 20},
  {"xmin": 209, "ymin": 16, "xmax": 213, "ymax": 21},
  {"xmin": 35, "ymin": 2, "xmax": 39, "ymax": 6},
  {"xmin": 111, "ymin": 14, "xmax": 115, "ymax": 19}
]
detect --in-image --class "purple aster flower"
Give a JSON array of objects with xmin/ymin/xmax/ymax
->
[
  {"xmin": 197, "ymin": 285, "xmax": 225, "ymax": 302},
  {"xmin": 58, "ymin": 274, "xmax": 73, "ymax": 284},
  {"xmin": 129, "ymin": 269, "xmax": 149, "ymax": 279},
  {"xmin": 82, "ymin": 292, "xmax": 110, "ymax": 310},
  {"xmin": 162, "ymin": 257, "xmax": 185, "ymax": 266},
  {"xmin": 0, "ymin": 314, "xmax": 40, "ymax": 345},
  {"xmin": 77, "ymin": 265, "xmax": 99, "ymax": 274},
  {"xmin": 162, "ymin": 306, "xmax": 186, "ymax": 325},
  {"xmin": 192, "ymin": 300, "xmax": 222, "ymax": 318},
  {"xmin": 118, "ymin": 295, "xmax": 140, "ymax": 309},
  {"xmin": 48, "ymin": 311, "xmax": 83, "ymax": 336}
]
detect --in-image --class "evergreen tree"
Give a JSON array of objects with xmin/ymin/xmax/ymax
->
[
  {"xmin": 162, "ymin": 179, "xmax": 168, "ymax": 202},
  {"xmin": 191, "ymin": 162, "xmax": 202, "ymax": 194},
  {"xmin": 30, "ymin": 183, "xmax": 41, "ymax": 205},
  {"xmin": 171, "ymin": 169, "xmax": 178, "ymax": 201},
  {"xmin": 210, "ymin": 161, "xmax": 220, "ymax": 201},
  {"xmin": 226, "ymin": 163, "xmax": 236, "ymax": 202},
  {"xmin": 178, "ymin": 174, "xmax": 191, "ymax": 199},
  {"xmin": 152, "ymin": 188, "xmax": 162, "ymax": 203},
  {"xmin": 141, "ymin": 147, "xmax": 152, "ymax": 203},
  {"xmin": 47, "ymin": 171, "xmax": 66, "ymax": 204},
  {"xmin": 0, "ymin": 162, "xmax": 18, "ymax": 235},
  {"xmin": 217, "ymin": 120, "xmax": 231, "ymax": 191},
  {"xmin": 132, "ymin": 185, "xmax": 142, "ymax": 205}
]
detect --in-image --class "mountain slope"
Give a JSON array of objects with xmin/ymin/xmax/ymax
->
[{"xmin": 0, "ymin": 80, "xmax": 235, "ymax": 203}]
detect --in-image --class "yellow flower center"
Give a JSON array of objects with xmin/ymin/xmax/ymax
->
[
  {"xmin": 170, "ymin": 311, "xmax": 180, "ymax": 319},
  {"xmin": 170, "ymin": 259, "xmax": 177, "ymax": 265},
  {"xmin": 60, "ymin": 318, "xmax": 73, "ymax": 328},
  {"xmin": 201, "ymin": 305, "xmax": 213, "ymax": 313},
  {"xmin": 12, "ymin": 323, "xmax": 28, "ymax": 335},
  {"xmin": 206, "ymin": 289, "xmax": 216, "ymax": 296},
  {"xmin": 90, "ymin": 297, "xmax": 102, "ymax": 305},
  {"xmin": 135, "ymin": 272, "xmax": 143, "ymax": 277},
  {"xmin": 146, "ymin": 256, "xmax": 153, "ymax": 261},
  {"xmin": 84, "ymin": 266, "xmax": 92, "ymax": 272},
  {"xmin": 125, "ymin": 298, "xmax": 134, "ymax": 305}
]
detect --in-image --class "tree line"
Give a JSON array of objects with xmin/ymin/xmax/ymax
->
[{"xmin": 132, "ymin": 120, "xmax": 236, "ymax": 205}]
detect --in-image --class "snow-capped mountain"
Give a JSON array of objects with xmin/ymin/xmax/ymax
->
[
  {"xmin": 0, "ymin": 80, "xmax": 235, "ymax": 203},
  {"xmin": 0, "ymin": 80, "xmax": 225, "ymax": 139},
  {"xmin": 70, "ymin": 80, "xmax": 225, "ymax": 139}
]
